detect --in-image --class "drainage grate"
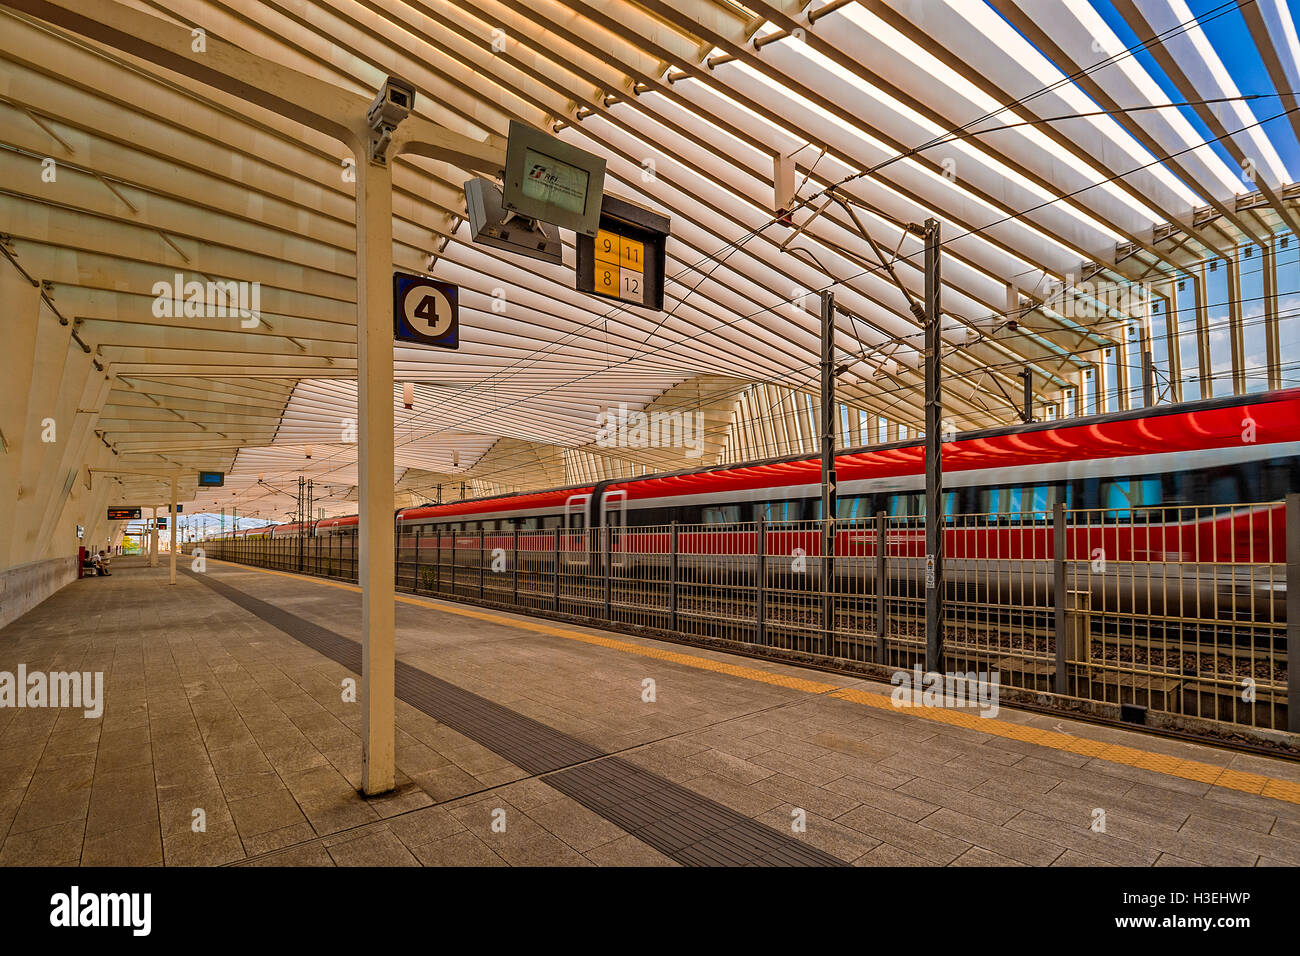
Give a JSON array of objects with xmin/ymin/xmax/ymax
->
[{"xmin": 187, "ymin": 570, "xmax": 846, "ymax": 866}]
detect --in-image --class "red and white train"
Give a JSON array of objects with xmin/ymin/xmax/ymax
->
[{"xmin": 214, "ymin": 388, "xmax": 1300, "ymax": 613}]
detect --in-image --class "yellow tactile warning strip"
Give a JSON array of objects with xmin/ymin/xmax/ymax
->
[
  {"xmin": 203, "ymin": 558, "xmax": 1300, "ymax": 806},
  {"xmin": 829, "ymin": 687, "xmax": 1300, "ymax": 805}
]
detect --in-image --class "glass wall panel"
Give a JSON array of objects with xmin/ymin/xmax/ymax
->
[
  {"xmin": 1174, "ymin": 275, "xmax": 1201, "ymax": 401},
  {"xmin": 1205, "ymin": 259, "xmax": 1233, "ymax": 396},
  {"xmin": 1278, "ymin": 233, "xmax": 1300, "ymax": 389},
  {"xmin": 1239, "ymin": 243, "xmax": 1269, "ymax": 392}
]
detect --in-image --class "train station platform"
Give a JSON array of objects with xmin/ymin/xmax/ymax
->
[{"xmin": 1, "ymin": 556, "xmax": 1298, "ymax": 868}]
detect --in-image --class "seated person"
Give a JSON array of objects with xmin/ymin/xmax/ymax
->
[{"xmin": 93, "ymin": 551, "xmax": 111, "ymax": 576}]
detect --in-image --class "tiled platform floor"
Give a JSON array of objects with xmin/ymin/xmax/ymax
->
[{"xmin": 0, "ymin": 556, "xmax": 1297, "ymax": 866}]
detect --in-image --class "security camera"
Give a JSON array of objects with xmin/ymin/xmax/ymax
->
[
  {"xmin": 368, "ymin": 76, "xmax": 416, "ymax": 132},
  {"xmin": 367, "ymin": 76, "xmax": 416, "ymax": 165}
]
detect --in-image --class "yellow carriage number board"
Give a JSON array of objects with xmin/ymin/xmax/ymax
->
[{"xmin": 593, "ymin": 229, "xmax": 646, "ymax": 306}]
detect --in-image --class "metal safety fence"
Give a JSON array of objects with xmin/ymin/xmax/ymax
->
[{"xmin": 186, "ymin": 497, "xmax": 1297, "ymax": 739}]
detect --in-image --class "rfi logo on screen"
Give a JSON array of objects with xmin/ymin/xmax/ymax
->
[{"xmin": 393, "ymin": 272, "xmax": 459, "ymax": 350}]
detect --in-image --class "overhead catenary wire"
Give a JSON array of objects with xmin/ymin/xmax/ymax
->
[{"xmin": 195, "ymin": 1, "xmax": 1300, "ymax": 515}]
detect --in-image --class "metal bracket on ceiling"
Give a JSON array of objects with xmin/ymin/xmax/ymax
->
[
  {"xmin": 828, "ymin": 192, "xmax": 926, "ymax": 323},
  {"xmin": 23, "ymin": 108, "xmax": 73, "ymax": 154},
  {"xmin": 807, "ymin": 0, "xmax": 857, "ymax": 24},
  {"xmin": 426, "ymin": 215, "xmax": 462, "ymax": 273}
]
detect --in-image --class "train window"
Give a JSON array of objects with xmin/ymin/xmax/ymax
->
[
  {"xmin": 540, "ymin": 515, "xmax": 562, "ymax": 530},
  {"xmin": 1260, "ymin": 457, "xmax": 1299, "ymax": 501},
  {"xmin": 977, "ymin": 486, "xmax": 1005, "ymax": 516},
  {"xmin": 1204, "ymin": 466, "xmax": 1244, "ymax": 505},
  {"xmin": 1234, "ymin": 461, "xmax": 1262, "ymax": 502},
  {"xmin": 836, "ymin": 496, "xmax": 869, "ymax": 520},
  {"xmin": 979, "ymin": 484, "xmax": 1064, "ymax": 522},
  {"xmin": 702, "ymin": 505, "xmax": 741, "ymax": 524},
  {"xmin": 1100, "ymin": 478, "xmax": 1162, "ymax": 519},
  {"xmin": 886, "ymin": 493, "xmax": 924, "ymax": 517},
  {"xmin": 761, "ymin": 500, "xmax": 801, "ymax": 522},
  {"xmin": 979, "ymin": 486, "xmax": 1016, "ymax": 515},
  {"xmin": 627, "ymin": 507, "xmax": 671, "ymax": 527},
  {"xmin": 1023, "ymin": 484, "xmax": 1063, "ymax": 517},
  {"xmin": 1167, "ymin": 470, "xmax": 1202, "ymax": 508},
  {"xmin": 517, "ymin": 517, "xmax": 539, "ymax": 531},
  {"xmin": 677, "ymin": 505, "xmax": 705, "ymax": 525}
]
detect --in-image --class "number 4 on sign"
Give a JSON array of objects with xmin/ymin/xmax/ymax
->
[
  {"xmin": 393, "ymin": 271, "xmax": 459, "ymax": 349},
  {"xmin": 412, "ymin": 292, "xmax": 448, "ymax": 331}
]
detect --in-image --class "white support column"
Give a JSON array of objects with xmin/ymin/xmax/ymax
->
[
  {"xmin": 355, "ymin": 152, "xmax": 395, "ymax": 797},
  {"xmin": 169, "ymin": 478, "xmax": 177, "ymax": 585},
  {"xmin": 150, "ymin": 508, "xmax": 158, "ymax": 567},
  {"xmin": 0, "ymin": 0, "xmax": 509, "ymax": 804}
]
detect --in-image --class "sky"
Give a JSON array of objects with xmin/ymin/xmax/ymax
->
[
  {"xmin": 1089, "ymin": 0, "xmax": 1300, "ymax": 180},
  {"xmin": 990, "ymin": 0, "xmax": 1300, "ymax": 186}
]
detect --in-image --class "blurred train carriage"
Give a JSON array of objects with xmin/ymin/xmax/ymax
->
[
  {"xmin": 396, "ymin": 387, "xmax": 1298, "ymax": 619},
  {"xmin": 217, "ymin": 387, "xmax": 1299, "ymax": 617}
]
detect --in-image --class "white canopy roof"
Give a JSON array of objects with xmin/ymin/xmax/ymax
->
[{"xmin": 3, "ymin": 0, "xmax": 1298, "ymax": 519}]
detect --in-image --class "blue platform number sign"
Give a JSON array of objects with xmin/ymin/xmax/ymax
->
[{"xmin": 393, "ymin": 272, "xmax": 459, "ymax": 350}]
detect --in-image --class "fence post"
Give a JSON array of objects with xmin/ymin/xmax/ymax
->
[
  {"xmin": 1288, "ymin": 494, "xmax": 1299, "ymax": 733},
  {"xmin": 823, "ymin": 516, "xmax": 835, "ymax": 657},
  {"xmin": 553, "ymin": 527, "xmax": 561, "ymax": 611},
  {"xmin": 603, "ymin": 525, "xmax": 612, "ymax": 620},
  {"xmin": 755, "ymin": 517, "xmax": 766, "ymax": 646},
  {"xmin": 479, "ymin": 529, "xmax": 485, "ymax": 599},
  {"xmin": 450, "ymin": 529, "xmax": 457, "ymax": 594},
  {"xmin": 669, "ymin": 521, "xmax": 679, "ymax": 632},
  {"xmin": 875, "ymin": 510, "xmax": 887, "ymax": 665},
  {"xmin": 1054, "ymin": 501, "xmax": 1068, "ymax": 697},
  {"xmin": 413, "ymin": 527, "xmax": 421, "ymax": 593}
]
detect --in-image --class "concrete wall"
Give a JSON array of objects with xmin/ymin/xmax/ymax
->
[
  {"xmin": 0, "ymin": 555, "xmax": 78, "ymax": 631},
  {"xmin": 1, "ymin": 259, "xmax": 122, "ymax": 601}
]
